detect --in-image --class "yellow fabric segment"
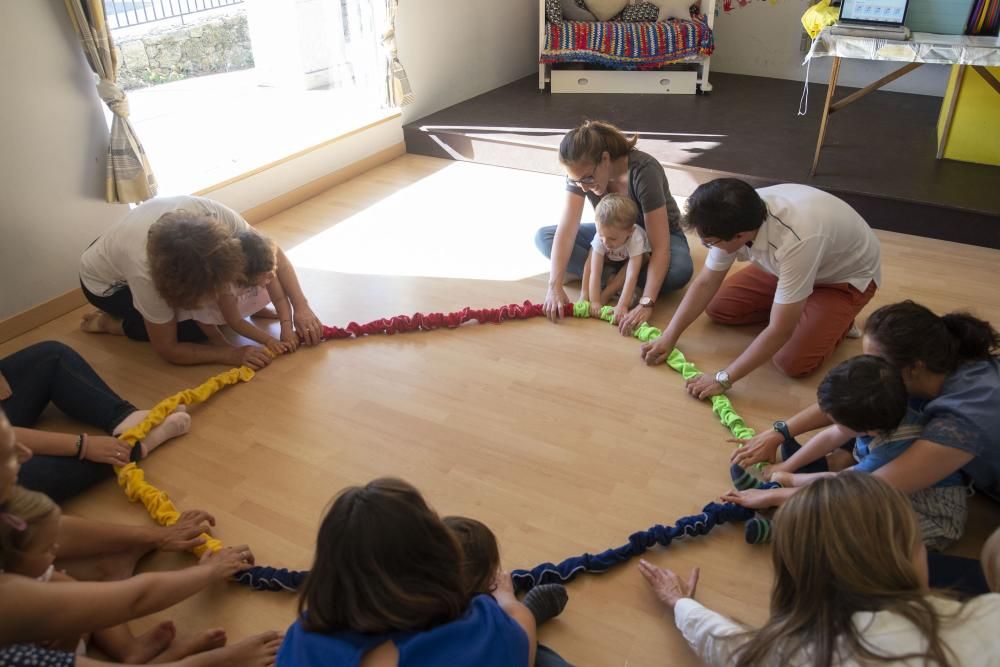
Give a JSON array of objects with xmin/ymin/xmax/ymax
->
[
  {"xmin": 802, "ymin": 0, "xmax": 838, "ymax": 39},
  {"xmin": 115, "ymin": 365, "xmax": 255, "ymax": 556}
]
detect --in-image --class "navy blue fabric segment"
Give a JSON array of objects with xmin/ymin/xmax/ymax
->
[
  {"xmin": 509, "ymin": 502, "xmax": 754, "ymax": 594},
  {"xmin": 234, "ymin": 566, "xmax": 308, "ymax": 591}
]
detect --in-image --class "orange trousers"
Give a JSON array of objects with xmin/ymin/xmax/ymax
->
[{"xmin": 705, "ymin": 264, "xmax": 878, "ymax": 378}]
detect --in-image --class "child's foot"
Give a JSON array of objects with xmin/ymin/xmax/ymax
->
[
  {"xmin": 730, "ymin": 463, "xmax": 770, "ymax": 491},
  {"xmin": 745, "ymin": 517, "xmax": 773, "ymax": 545},
  {"xmin": 152, "ymin": 628, "xmax": 227, "ymax": 663},
  {"xmin": 252, "ymin": 306, "xmax": 279, "ymax": 319},
  {"xmin": 80, "ymin": 310, "xmax": 125, "ymax": 335},
  {"xmin": 119, "ymin": 620, "xmax": 176, "ymax": 663},
  {"xmin": 523, "ymin": 583, "xmax": 568, "ymax": 625},
  {"xmin": 202, "ymin": 631, "xmax": 283, "ymax": 667}
]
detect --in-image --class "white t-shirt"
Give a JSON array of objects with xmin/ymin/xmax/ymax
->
[
  {"xmin": 175, "ymin": 284, "xmax": 272, "ymax": 325},
  {"xmin": 591, "ymin": 225, "xmax": 652, "ymax": 262},
  {"xmin": 703, "ymin": 184, "xmax": 881, "ymax": 304},
  {"xmin": 79, "ymin": 195, "xmax": 250, "ymax": 324},
  {"xmin": 674, "ymin": 594, "xmax": 1000, "ymax": 666}
]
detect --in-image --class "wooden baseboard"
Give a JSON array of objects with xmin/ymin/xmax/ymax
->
[
  {"xmin": 0, "ymin": 290, "xmax": 88, "ymax": 344},
  {"xmin": 0, "ymin": 141, "xmax": 407, "ymax": 344},
  {"xmin": 241, "ymin": 141, "xmax": 405, "ymax": 224}
]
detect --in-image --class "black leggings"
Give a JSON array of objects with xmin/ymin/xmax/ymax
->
[
  {"xmin": 81, "ymin": 280, "xmax": 206, "ymax": 342},
  {"xmin": 1, "ymin": 341, "xmax": 137, "ymax": 502}
]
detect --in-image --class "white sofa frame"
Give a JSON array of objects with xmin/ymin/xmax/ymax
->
[{"xmin": 538, "ymin": 0, "xmax": 716, "ymax": 93}]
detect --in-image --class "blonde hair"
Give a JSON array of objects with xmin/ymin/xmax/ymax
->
[
  {"xmin": 595, "ymin": 194, "xmax": 638, "ymax": 231},
  {"xmin": 0, "ymin": 487, "xmax": 58, "ymax": 571},
  {"xmin": 983, "ymin": 527, "xmax": 1000, "ymax": 592},
  {"xmin": 734, "ymin": 473, "xmax": 958, "ymax": 667},
  {"xmin": 147, "ymin": 211, "xmax": 245, "ymax": 309},
  {"xmin": 558, "ymin": 120, "xmax": 637, "ymax": 167}
]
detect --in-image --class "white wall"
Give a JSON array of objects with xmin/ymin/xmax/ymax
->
[
  {"xmin": 0, "ymin": 0, "xmax": 128, "ymax": 320},
  {"xmin": 395, "ymin": 0, "xmax": 539, "ymax": 124},
  {"xmin": 0, "ymin": 0, "xmax": 402, "ymax": 321},
  {"xmin": 710, "ymin": 1, "xmax": 948, "ymax": 96}
]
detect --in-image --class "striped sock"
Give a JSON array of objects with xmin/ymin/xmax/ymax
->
[
  {"xmin": 730, "ymin": 463, "xmax": 769, "ymax": 491},
  {"xmin": 745, "ymin": 517, "xmax": 773, "ymax": 545}
]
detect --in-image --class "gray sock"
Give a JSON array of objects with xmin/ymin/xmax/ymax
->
[{"xmin": 523, "ymin": 583, "xmax": 568, "ymax": 625}]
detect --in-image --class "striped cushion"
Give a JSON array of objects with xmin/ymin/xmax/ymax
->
[{"xmin": 541, "ymin": 15, "xmax": 714, "ymax": 69}]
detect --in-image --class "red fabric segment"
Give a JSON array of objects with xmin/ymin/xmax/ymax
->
[{"xmin": 320, "ymin": 301, "xmax": 574, "ymax": 340}]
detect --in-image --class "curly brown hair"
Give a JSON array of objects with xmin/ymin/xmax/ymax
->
[
  {"xmin": 236, "ymin": 230, "xmax": 277, "ymax": 286},
  {"xmin": 147, "ymin": 211, "xmax": 245, "ymax": 309}
]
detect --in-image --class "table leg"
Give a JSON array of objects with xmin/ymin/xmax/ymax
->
[
  {"xmin": 811, "ymin": 57, "xmax": 841, "ymax": 177},
  {"xmin": 937, "ymin": 65, "xmax": 967, "ymax": 160}
]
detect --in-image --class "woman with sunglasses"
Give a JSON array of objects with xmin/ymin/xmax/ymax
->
[{"xmin": 534, "ymin": 120, "xmax": 693, "ymax": 335}]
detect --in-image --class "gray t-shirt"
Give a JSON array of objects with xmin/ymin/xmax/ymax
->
[
  {"xmin": 917, "ymin": 358, "xmax": 1000, "ymax": 499},
  {"xmin": 566, "ymin": 149, "xmax": 682, "ymax": 232}
]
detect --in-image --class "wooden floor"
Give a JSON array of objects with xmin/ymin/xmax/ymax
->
[{"xmin": 4, "ymin": 154, "xmax": 999, "ymax": 666}]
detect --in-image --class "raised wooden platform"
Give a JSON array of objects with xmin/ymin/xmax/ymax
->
[{"xmin": 404, "ymin": 72, "xmax": 1000, "ymax": 248}]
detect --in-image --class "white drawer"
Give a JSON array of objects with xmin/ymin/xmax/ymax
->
[{"xmin": 550, "ymin": 69, "xmax": 697, "ymax": 94}]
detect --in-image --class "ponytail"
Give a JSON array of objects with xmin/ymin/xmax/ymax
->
[
  {"xmin": 942, "ymin": 313, "xmax": 1000, "ymax": 363},
  {"xmin": 558, "ymin": 120, "xmax": 637, "ymax": 166},
  {"xmin": 864, "ymin": 301, "xmax": 999, "ymax": 374}
]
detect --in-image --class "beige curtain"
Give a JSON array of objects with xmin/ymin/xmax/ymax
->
[
  {"xmin": 383, "ymin": 0, "xmax": 414, "ymax": 107},
  {"xmin": 65, "ymin": 0, "xmax": 157, "ymax": 203}
]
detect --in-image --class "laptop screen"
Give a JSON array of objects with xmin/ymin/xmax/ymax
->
[{"xmin": 840, "ymin": 0, "xmax": 908, "ymax": 25}]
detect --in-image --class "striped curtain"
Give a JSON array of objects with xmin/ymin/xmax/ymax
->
[
  {"xmin": 64, "ymin": 0, "xmax": 157, "ymax": 203},
  {"xmin": 383, "ymin": 0, "xmax": 414, "ymax": 107}
]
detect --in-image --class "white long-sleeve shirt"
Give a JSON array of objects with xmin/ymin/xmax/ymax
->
[{"xmin": 674, "ymin": 594, "xmax": 1000, "ymax": 666}]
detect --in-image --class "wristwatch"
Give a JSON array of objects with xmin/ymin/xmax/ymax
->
[
  {"xmin": 714, "ymin": 370, "xmax": 732, "ymax": 390},
  {"xmin": 638, "ymin": 296, "xmax": 655, "ymax": 308},
  {"xmin": 773, "ymin": 420, "xmax": 792, "ymax": 442}
]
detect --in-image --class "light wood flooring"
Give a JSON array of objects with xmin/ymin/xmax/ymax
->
[{"xmin": 4, "ymin": 154, "xmax": 999, "ymax": 666}]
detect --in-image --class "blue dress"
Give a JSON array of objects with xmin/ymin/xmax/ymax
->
[{"xmin": 277, "ymin": 595, "xmax": 530, "ymax": 667}]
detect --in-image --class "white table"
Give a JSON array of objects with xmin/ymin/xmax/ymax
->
[{"xmin": 805, "ymin": 29, "xmax": 1000, "ymax": 175}]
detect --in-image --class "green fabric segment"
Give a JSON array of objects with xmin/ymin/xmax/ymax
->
[{"xmin": 572, "ymin": 301, "xmax": 757, "ymax": 442}]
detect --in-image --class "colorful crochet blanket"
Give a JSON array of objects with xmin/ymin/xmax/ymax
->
[{"xmin": 541, "ymin": 16, "xmax": 714, "ymax": 69}]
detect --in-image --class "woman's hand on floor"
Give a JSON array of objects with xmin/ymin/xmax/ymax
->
[
  {"xmin": 85, "ymin": 436, "xmax": 134, "ymax": 465},
  {"xmin": 154, "ymin": 510, "xmax": 217, "ymax": 552},
  {"xmin": 639, "ymin": 560, "xmax": 699, "ymax": 610},
  {"xmin": 543, "ymin": 286, "xmax": 570, "ymax": 322},
  {"xmin": 730, "ymin": 430, "xmax": 784, "ymax": 468},
  {"xmin": 200, "ymin": 544, "xmax": 255, "ymax": 579}
]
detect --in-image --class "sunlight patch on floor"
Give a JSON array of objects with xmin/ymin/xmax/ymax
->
[{"xmin": 285, "ymin": 161, "xmax": 566, "ymax": 281}]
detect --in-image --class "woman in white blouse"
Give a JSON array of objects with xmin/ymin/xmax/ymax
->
[{"xmin": 639, "ymin": 472, "xmax": 1000, "ymax": 667}]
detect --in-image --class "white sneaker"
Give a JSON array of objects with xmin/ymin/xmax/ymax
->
[{"xmin": 846, "ymin": 324, "xmax": 862, "ymax": 339}]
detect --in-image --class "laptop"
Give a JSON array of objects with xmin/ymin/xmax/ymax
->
[{"xmin": 832, "ymin": 0, "xmax": 911, "ymax": 37}]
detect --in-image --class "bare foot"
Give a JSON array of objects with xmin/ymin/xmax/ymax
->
[
  {"xmin": 80, "ymin": 310, "xmax": 125, "ymax": 335},
  {"xmin": 152, "ymin": 627, "xmax": 227, "ymax": 663},
  {"xmin": 120, "ymin": 620, "xmax": 176, "ymax": 663},
  {"xmin": 194, "ymin": 631, "xmax": 283, "ymax": 667},
  {"xmin": 252, "ymin": 306, "xmax": 278, "ymax": 319}
]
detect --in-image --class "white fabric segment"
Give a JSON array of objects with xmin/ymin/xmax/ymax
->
[{"xmin": 807, "ymin": 28, "xmax": 1000, "ymax": 66}]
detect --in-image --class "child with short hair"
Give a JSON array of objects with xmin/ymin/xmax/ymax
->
[
  {"xmin": 728, "ymin": 355, "xmax": 968, "ymax": 550},
  {"xmin": 176, "ymin": 230, "xmax": 298, "ymax": 356},
  {"xmin": 0, "ymin": 486, "xmax": 229, "ymax": 663},
  {"xmin": 443, "ymin": 516, "xmax": 569, "ymax": 625},
  {"xmin": 580, "ymin": 194, "xmax": 651, "ymax": 325},
  {"xmin": 279, "ymin": 478, "xmax": 537, "ymax": 666}
]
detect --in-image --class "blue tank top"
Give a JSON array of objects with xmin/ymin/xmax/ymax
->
[{"xmin": 276, "ymin": 595, "xmax": 530, "ymax": 667}]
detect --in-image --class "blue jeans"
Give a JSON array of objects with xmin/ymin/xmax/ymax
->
[
  {"xmin": 534, "ymin": 224, "xmax": 693, "ymax": 294},
  {"xmin": 0, "ymin": 341, "xmax": 137, "ymax": 502}
]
